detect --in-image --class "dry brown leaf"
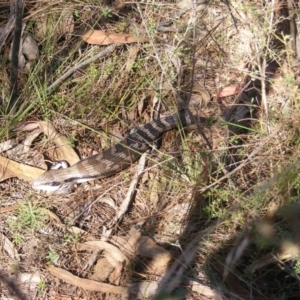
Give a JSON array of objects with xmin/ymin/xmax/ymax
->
[
  {"xmin": 111, "ymin": 229, "xmax": 140, "ymax": 256},
  {"xmin": 16, "ymin": 120, "xmax": 79, "ymax": 165},
  {"xmin": 16, "ymin": 122, "xmax": 40, "ymax": 131},
  {"xmin": 125, "ymin": 45, "xmax": 140, "ymax": 73},
  {"xmin": 82, "ymin": 30, "xmax": 148, "ymax": 45},
  {"xmin": 37, "ymin": 121, "xmax": 79, "ymax": 165},
  {"xmin": 79, "ymin": 240, "xmax": 129, "ymax": 266},
  {"xmin": 39, "ymin": 208, "xmax": 62, "ymax": 224},
  {"xmin": 49, "ymin": 290, "xmax": 72, "ymax": 300},
  {"xmin": 0, "ymin": 119, "xmax": 80, "ymax": 186},
  {"xmin": 48, "ymin": 266, "xmax": 129, "ymax": 295},
  {"xmin": 0, "ymin": 127, "xmax": 43, "ymax": 183},
  {"xmin": 90, "ymin": 257, "xmax": 114, "ymax": 282},
  {"xmin": 108, "ymin": 261, "xmax": 123, "ymax": 285},
  {"xmin": 49, "ymin": 266, "xmax": 158, "ymax": 298},
  {"xmin": 112, "ymin": 228, "xmax": 172, "ymax": 274},
  {"xmin": 9, "ymin": 34, "xmax": 39, "ymax": 72},
  {"xmin": 217, "ymin": 86, "xmax": 241, "ymax": 98},
  {"xmin": 190, "ymin": 279, "xmax": 216, "ymax": 298},
  {"xmin": 22, "ymin": 34, "xmax": 39, "ymax": 61},
  {"xmin": 136, "ymin": 236, "xmax": 172, "ymax": 274},
  {"xmin": 177, "ymin": 0, "xmax": 194, "ymax": 10},
  {"xmin": 0, "ymin": 204, "xmax": 20, "ymax": 213},
  {"xmin": 1, "ymin": 233, "xmax": 20, "ymax": 261},
  {"xmin": 23, "ymin": 130, "xmax": 41, "ymax": 153},
  {"xmin": 0, "ymin": 158, "xmax": 14, "ymax": 181},
  {"xmin": 0, "ymin": 155, "xmax": 44, "ymax": 183}
]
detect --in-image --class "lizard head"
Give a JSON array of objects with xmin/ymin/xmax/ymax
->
[{"xmin": 32, "ymin": 169, "xmax": 74, "ymax": 194}]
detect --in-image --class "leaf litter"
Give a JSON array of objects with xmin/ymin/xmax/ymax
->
[{"xmin": 3, "ymin": 0, "xmax": 298, "ymax": 299}]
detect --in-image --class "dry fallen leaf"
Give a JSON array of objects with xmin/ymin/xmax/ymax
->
[
  {"xmin": 0, "ymin": 155, "xmax": 44, "ymax": 183},
  {"xmin": 82, "ymin": 30, "xmax": 148, "ymax": 45},
  {"xmin": 1, "ymin": 233, "xmax": 20, "ymax": 261},
  {"xmin": 0, "ymin": 130, "xmax": 42, "ymax": 182},
  {"xmin": 22, "ymin": 130, "xmax": 41, "ymax": 153},
  {"xmin": 125, "ymin": 44, "xmax": 140, "ymax": 73},
  {"xmin": 48, "ymin": 266, "xmax": 129, "ymax": 295},
  {"xmin": 9, "ymin": 34, "xmax": 39, "ymax": 72},
  {"xmin": 0, "ymin": 204, "xmax": 20, "ymax": 213},
  {"xmin": 217, "ymin": 86, "xmax": 241, "ymax": 98},
  {"xmin": 108, "ymin": 260, "xmax": 123, "ymax": 285},
  {"xmin": 112, "ymin": 228, "xmax": 172, "ymax": 275},
  {"xmin": 0, "ymin": 120, "xmax": 80, "ymax": 184},
  {"xmin": 90, "ymin": 257, "xmax": 114, "ymax": 282},
  {"xmin": 190, "ymin": 277, "xmax": 216, "ymax": 298},
  {"xmin": 136, "ymin": 236, "xmax": 172, "ymax": 274},
  {"xmin": 17, "ymin": 120, "xmax": 79, "ymax": 165},
  {"xmin": 48, "ymin": 265, "xmax": 159, "ymax": 298},
  {"xmin": 15, "ymin": 122, "xmax": 40, "ymax": 131},
  {"xmin": 79, "ymin": 240, "xmax": 129, "ymax": 266},
  {"xmin": 36, "ymin": 121, "xmax": 79, "ymax": 165}
]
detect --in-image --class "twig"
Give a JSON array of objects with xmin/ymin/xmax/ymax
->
[
  {"xmin": 47, "ymin": 44, "xmax": 116, "ymax": 93},
  {"xmin": 117, "ymin": 152, "xmax": 148, "ymax": 220},
  {"xmin": 102, "ymin": 152, "xmax": 148, "ymax": 240},
  {"xmin": 8, "ymin": 0, "xmax": 23, "ymax": 114}
]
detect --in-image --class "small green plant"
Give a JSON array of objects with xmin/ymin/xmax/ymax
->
[
  {"xmin": 12, "ymin": 232, "xmax": 24, "ymax": 245},
  {"xmin": 17, "ymin": 201, "xmax": 47, "ymax": 230},
  {"xmin": 146, "ymin": 19, "xmax": 157, "ymax": 36},
  {"xmin": 46, "ymin": 247, "xmax": 59, "ymax": 263},
  {"xmin": 123, "ymin": 171, "xmax": 130, "ymax": 181},
  {"xmin": 52, "ymin": 94, "xmax": 67, "ymax": 110},
  {"xmin": 293, "ymin": 258, "xmax": 300, "ymax": 274},
  {"xmin": 204, "ymin": 186, "xmax": 241, "ymax": 219},
  {"xmin": 11, "ymin": 264, "xmax": 21, "ymax": 272},
  {"xmin": 6, "ymin": 200, "xmax": 47, "ymax": 232},
  {"xmin": 63, "ymin": 231, "xmax": 80, "ymax": 244},
  {"xmin": 119, "ymin": 21, "xmax": 128, "ymax": 31},
  {"xmin": 102, "ymin": 7, "xmax": 112, "ymax": 18},
  {"xmin": 66, "ymin": 134, "xmax": 76, "ymax": 147},
  {"xmin": 37, "ymin": 281, "xmax": 47, "ymax": 293}
]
